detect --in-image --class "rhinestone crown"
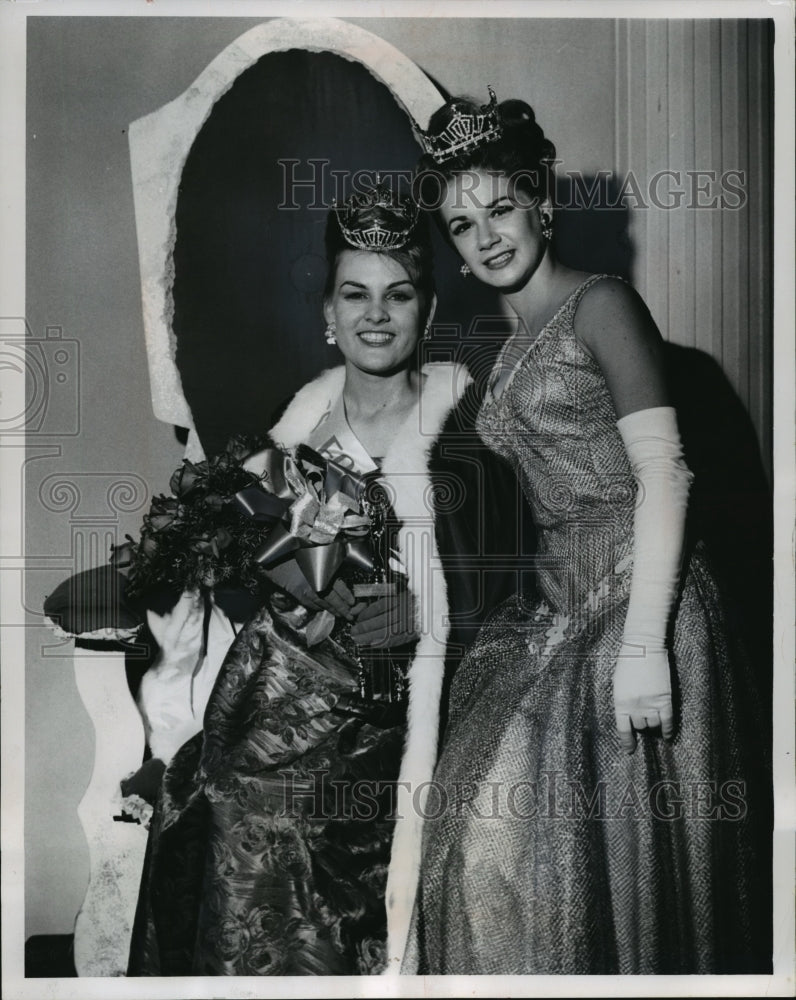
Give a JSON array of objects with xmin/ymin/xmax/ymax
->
[
  {"xmin": 335, "ymin": 177, "xmax": 418, "ymax": 251},
  {"xmin": 413, "ymin": 87, "xmax": 503, "ymax": 164}
]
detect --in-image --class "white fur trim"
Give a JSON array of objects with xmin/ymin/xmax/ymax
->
[
  {"xmin": 379, "ymin": 364, "xmax": 463, "ymax": 970},
  {"xmin": 43, "ymin": 614, "xmax": 142, "ymax": 644},
  {"xmin": 271, "ymin": 362, "xmax": 471, "ymax": 970},
  {"xmin": 270, "ymin": 367, "xmax": 347, "ymax": 449}
]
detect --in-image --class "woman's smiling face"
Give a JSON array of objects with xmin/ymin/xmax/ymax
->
[
  {"xmin": 439, "ymin": 170, "xmax": 548, "ymax": 291},
  {"xmin": 324, "ymin": 250, "xmax": 423, "ymax": 376}
]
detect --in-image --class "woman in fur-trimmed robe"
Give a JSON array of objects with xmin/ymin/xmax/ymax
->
[{"xmin": 126, "ymin": 186, "xmax": 521, "ymax": 976}]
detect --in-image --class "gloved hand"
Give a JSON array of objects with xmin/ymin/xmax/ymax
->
[
  {"xmin": 264, "ymin": 562, "xmax": 358, "ymax": 621},
  {"xmin": 613, "ymin": 642, "xmax": 674, "ymax": 754},
  {"xmin": 613, "ymin": 406, "xmax": 691, "ymax": 754},
  {"xmin": 349, "ymin": 592, "xmax": 416, "ymax": 648}
]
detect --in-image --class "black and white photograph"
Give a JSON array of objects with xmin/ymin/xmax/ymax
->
[{"xmin": 1, "ymin": 2, "xmax": 793, "ymax": 997}]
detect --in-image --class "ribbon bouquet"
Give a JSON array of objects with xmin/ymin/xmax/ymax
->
[
  {"xmin": 42, "ymin": 436, "xmax": 397, "ymax": 831},
  {"xmin": 113, "ymin": 435, "xmax": 387, "ymax": 644}
]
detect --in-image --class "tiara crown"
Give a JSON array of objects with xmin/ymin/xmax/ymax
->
[
  {"xmin": 334, "ymin": 177, "xmax": 418, "ymax": 251},
  {"xmin": 413, "ymin": 87, "xmax": 503, "ymax": 164}
]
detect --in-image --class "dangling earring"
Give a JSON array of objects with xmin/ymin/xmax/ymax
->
[
  {"xmin": 460, "ymin": 263, "xmax": 471, "ymax": 276},
  {"xmin": 324, "ymin": 324, "xmax": 337, "ymax": 345},
  {"xmin": 424, "ymin": 294, "xmax": 437, "ymax": 341},
  {"xmin": 540, "ymin": 213, "xmax": 553, "ymax": 242}
]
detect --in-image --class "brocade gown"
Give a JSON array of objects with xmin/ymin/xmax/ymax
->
[
  {"xmin": 404, "ymin": 275, "xmax": 770, "ymax": 975},
  {"xmin": 128, "ymin": 401, "xmax": 409, "ymax": 976}
]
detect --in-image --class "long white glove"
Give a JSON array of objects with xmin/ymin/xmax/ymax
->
[
  {"xmin": 613, "ymin": 406, "xmax": 693, "ymax": 753},
  {"xmin": 138, "ymin": 590, "xmax": 238, "ymax": 763}
]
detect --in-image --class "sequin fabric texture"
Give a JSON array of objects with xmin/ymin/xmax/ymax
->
[{"xmin": 405, "ymin": 275, "xmax": 770, "ymax": 975}]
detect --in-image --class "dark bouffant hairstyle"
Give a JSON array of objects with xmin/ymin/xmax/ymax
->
[
  {"xmin": 414, "ymin": 97, "xmax": 557, "ymax": 217},
  {"xmin": 323, "ymin": 194, "xmax": 435, "ymax": 319}
]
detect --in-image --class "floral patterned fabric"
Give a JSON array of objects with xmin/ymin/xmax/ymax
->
[{"xmin": 128, "ymin": 599, "xmax": 405, "ymax": 976}]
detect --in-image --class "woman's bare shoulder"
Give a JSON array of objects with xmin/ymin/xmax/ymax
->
[
  {"xmin": 574, "ymin": 275, "xmax": 662, "ymax": 352},
  {"xmin": 572, "ymin": 275, "xmax": 668, "ymax": 416}
]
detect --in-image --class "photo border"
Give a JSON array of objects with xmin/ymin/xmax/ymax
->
[{"xmin": 1, "ymin": 2, "xmax": 792, "ymax": 998}]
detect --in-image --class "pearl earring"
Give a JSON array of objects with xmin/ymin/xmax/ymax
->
[
  {"xmin": 540, "ymin": 213, "xmax": 553, "ymax": 241},
  {"xmin": 460, "ymin": 263, "xmax": 471, "ymax": 276},
  {"xmin": 324, "ymin": 324, "xmax": 337, "ymax": 345}
]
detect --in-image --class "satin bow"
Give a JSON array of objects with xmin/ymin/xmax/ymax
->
[{"xmin": 233, "ymin": 447, "xmax": 376, "ymax": 594}]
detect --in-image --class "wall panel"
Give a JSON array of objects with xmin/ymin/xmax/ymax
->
[{"xmin": 615, "ymin": 18, "xmax": 772, "ymax": 481}]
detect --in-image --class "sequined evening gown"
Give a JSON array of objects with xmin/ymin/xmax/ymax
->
[{"xmin": 404, "ymin": 275, "xmax": 770, "ymax": 975}]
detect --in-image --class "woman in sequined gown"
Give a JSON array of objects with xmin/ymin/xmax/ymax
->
[
  {"xmin": 399, "ymin": 95, "xmax": 770, "ymax": 975},
  {"xmin": 127, "ymin": 188, "xmax": 483, "ymax": 975}
]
